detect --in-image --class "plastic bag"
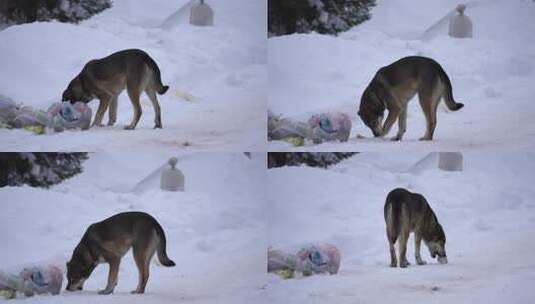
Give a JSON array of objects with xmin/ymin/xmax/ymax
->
[
  {"xmin": 308, "ymin": 112, "xmax": 352, "ymax": 143},
  {"xmin": 268, "ymin": 111, "xmax": 352, "ymax": 145},
  {"xmin": 0, "ymin": 96, "xmax": 92, "ymax": 133},
  {"xmin": 268, "ymin": 243, "xmax": 341, "ymax": 278},
  {"xmin": 46, "ymin": 102, "xmax": 92, "ymax": 132},
  {"xmin": 268, "ymin": 110, "xmax": 312, "ymax": 141},
  {"xmin": 12, "ymin": 108, "xmax": 49, "ymax": 129},
  {"xmin": 0, "ymin": 97, "xmax": 19, "ymax": 125},
  {"xmin": 0, "ymin": 264, "xmax": 63, "ymax": 299}
]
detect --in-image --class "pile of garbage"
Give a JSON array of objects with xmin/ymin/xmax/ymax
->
[
  {"xmin": 0, "ymin": 264, "xmax": 63, "ymax": 299},
  {"xmin": 268, "ymin": 243, "xmax": 341, "ymax": 279},
  {"xmin": 268, "ymin": 111, "xmax": 351, "ymax": 146},
  {"xmin": 0, "ymin": 95, "xmax": 92, "ymax": 134}
]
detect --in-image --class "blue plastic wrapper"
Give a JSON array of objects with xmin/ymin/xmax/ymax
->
[
  {"xmin": 268, "ymin": 243, "xmax": 341, "ymax": 277},
  {"xmin": 0, "ymin": 264, "xmax": 63, "ymax": 299}
]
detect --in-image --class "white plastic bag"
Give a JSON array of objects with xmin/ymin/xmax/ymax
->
[
  {"xmin": 268, "ymin": 243, "xmax": 341, "ymax": 278},
  {"xmin": 0, "ymin": 264, "xmax": 63, "ymax": 299}
]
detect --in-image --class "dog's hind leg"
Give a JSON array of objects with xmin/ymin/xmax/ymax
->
[
  {"xmin": 398, "ymin": 208, "xmax": 411, "ymax": 268},
  {"xmin": 93, "ymin": 95, "xmax": 111, "ymax": 127},
  {"xmin": 387, "ymin": 231, "xmax": 398, "ymax": 267},
  {"xmin": 125, "ymin": 86, "xmax": 142, "ymax": 130},
  {"xmin": 98, "ymin": 257, "xmax": 120, "ymax": 295},
  {"xmin": 107, "ymin": 95, "xmax": 118, "ymax": 126},
  {"xmin": 145, "ymin": 88, "xmax": 162, "ymax": 129},
  {"xmin": 418, "ymin": 90, "xmax": 435, "ymax": 141},
  {"xmin": 426, "ymin": 88, "xmax": 442, "ymax": 140},
  {"xmin": 414, "ymin": 231, "xmax": 427, "ymax": 265},
  {"xmin": 385, "ymin": 204, "xmax": 398, "ymax": 267},
  {"xmin": 131, "ymin": 237, "xmax": 158, "ymax": 294}
]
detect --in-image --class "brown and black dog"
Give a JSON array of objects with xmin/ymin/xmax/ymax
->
[
  {"xmin": 358, "ymin": 56, "xmax": 464, "ymax": 141},
  {"xmin": 66, "ymin": 212, "xmax": 175, "ymax": 295},
  {"xmin": 62, "ymin": 49, "xmax": 169, "ymax": 130},
  {"xmin": 384, "ymin": 188, "xmax": 448, "ymax": 268}
]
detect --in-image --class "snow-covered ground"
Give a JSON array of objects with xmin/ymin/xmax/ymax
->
[
  {"xmin": 0, "ymin": 152, "xmax": 267, "ymax": 303},
  {"xmin": 267, "ymin": 152, "xmax": 535, "ymax": 303},
  {"xmin": 0, "ymin": 0, "xmax": 266, "ymax": 152},
  {"xmin": 268, "ymin": 0, "xmax": 535, "ymax": 151}
]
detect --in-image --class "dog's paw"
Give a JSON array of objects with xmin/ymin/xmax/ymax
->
[
  {"xmin": 400, "ymin": 260, "xmax": 410, "ymax": 268},
  {"xmin": 107, "ymin": 121, "xmax": 116, "ymax": 126},
  {"xmin": 92, "ymin": 123, "xmax": 104, "ymax": 128},
  {"xmin": 416, "ymin": 260, "xmax": 427, "ymax": 265},
  {"xmin": 389, "ymin": 262, "xmax": 397, "ymax": 268},
  {"xmin": 124, "ymin": 125, "xmax": 136, "ymax": 130},
  {"xmin": 419, "ymin": 136, "xmax": 432, "ymax": 141},
  {"xmin": 130, "ymin": 290, "xmax": 144, "ymax": 294},
  {"xmin": 98, "ymin": 289, "xmax": 113, "ymax": 295},
  {"xmin": 390, "ymin": 136, "xmax": 402, "ymax": 141},
  {"xmin": 153, "ymin": 124, "xmax": 162, "ymax": 129}
]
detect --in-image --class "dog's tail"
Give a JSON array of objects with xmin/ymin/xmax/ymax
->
[
  {"xmin": 144, "ymin": 53, "xmax": 170, "ymax": 95},
  {"xmin": 436, "ymin": 62, "xmax": 464, "ymax": 111},
  {"xmin": 154, "ymin": 220, "xmax": 176, "ymax": 267}
]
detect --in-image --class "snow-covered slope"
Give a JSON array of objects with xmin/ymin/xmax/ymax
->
[
  {"xmin": 267, "ymin": 152, "xmax": 535, "ymax": 303},
  {"xmin": 0, "ymin": 0, "xmax": 266, "ymax": 151},
  {"xmin": 268, "ymin": 0, "xmax": 535, "ymax": 151},
  {"xmin": 0, "ymin": 152, "xmax": 266, "ymax": 303},
  {"xmin": 266, "ymin": 152, "xmax": 535, "ymax": 304}
]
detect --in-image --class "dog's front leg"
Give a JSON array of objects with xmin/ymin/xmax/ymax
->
[
  {"xmin": 92, "ymin": 96, "xmax": 111, "ymax": 127},
  {"xmin": 98, "ymin": 258, "xmax": 120, "ymax": 295},
  {"xmin": 414, "ymin": 232, "xmax": 427, "ymax": 265},
  {"xmin": 379, "ymin": 107, "xmax": 400, "ymax": 138},
  {"xmin": 391, "ymin": 107, "xmax": 407, "ymax": 141},
  {"xmin": 107, "ymin": 95, "xmax": 118, "ymax": 126}
]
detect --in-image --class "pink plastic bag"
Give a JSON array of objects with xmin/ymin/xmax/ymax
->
[
  {"xmin": 268, "ymin": 243, "xmax": 341, "ymax": 277},
  {"xmin": 0, "ymin": 264, "xmax": 63, "ymax": 299}
]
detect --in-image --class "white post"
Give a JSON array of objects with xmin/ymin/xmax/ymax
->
[
  {"xmin": 160, "ymin": 157, "xmax": 185, "ymax": 191},
  {"xmin": 449, "ymin": 4, "xmax": 473, "ymax": 38},
  {"xmin": 438, "ymin": 152, "xmax": 463, "ymax": 171},
  {"xmin": 190, "ymin": 0, "xmax": 214, "ymax": 26}
]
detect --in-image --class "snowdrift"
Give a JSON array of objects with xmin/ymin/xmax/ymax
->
[
  {"xmin": 267, "ymin": 152, "xmax": 535, "ymax": 303},
  {"xmin": 0, "ymin": 0, "xmax": 267, "ymax": 151},
  {"xmin": 0, "ymin": 152, "xmax": 267, "ymax": 303},
  {"xmin": 268, "ymin": 0, "xmax": 535, "ymax": 151}
]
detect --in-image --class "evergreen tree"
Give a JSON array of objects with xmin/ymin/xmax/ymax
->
[
  {"xmin": 0, "ymin": 153, "xmax": 88, "ymax": 188},
  {"xmin": 0, "ymin": 0, "xmax": 111, "ymax": 28},
  {"xmin": 268, "ymin": 152, "xmax": 356, "ymax": 169},
  {"xmin": 269, "ymin": 0, "xmax": 376, "ymax": 37}
]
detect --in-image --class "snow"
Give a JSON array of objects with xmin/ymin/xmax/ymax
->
[
  {"xmin": 268, "ymin": 0, "xmax": 535, "ymax": 151},
  {"xmin": 0, "ymin": 152, "xmax": 267, "ymax": 303},
  {"xmin": 0, "ymin": 0, "xmax": 266, "ymax": 152},
  {"xmin": 267, "ymin": 152, "xmax": 535, "ymax": 303}
]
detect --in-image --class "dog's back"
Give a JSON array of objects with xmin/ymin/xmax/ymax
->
[
  {"xmin": 384, "ymin": 188, "xmax": 447, "ymax": 267},
  {"xmin": 66, "ymin": 212, "xmax": 175, "ymax": 294},
  {"xmin": 91, "ymin": 212, "xmax": 175, "ymax": 266},
  {"xmin": 384, "ymin": 188, "xmax": 430, "ymax": 241},
  {"xmin": 381, "ymin": 56, "xmax": 464, "ymax": 111},
  {"xmin": 85, "ymin": 49, "xmax": 169, "ymax": 95}
]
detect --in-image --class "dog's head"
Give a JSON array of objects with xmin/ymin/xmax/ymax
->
[
  {"xmin": 358, "ymin": 86, "xmax": 385, "ymax": 137},
  {"xmin": 65, "ymin": 245, "xmax": 97, "ymax": 291},
  {"xmin": 425, "ymin": 224, "xmax": 448, "ymax": 264},
  {"xmin": 62, "ymin": 76, "xmax": 93, "ymax": 104}
]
